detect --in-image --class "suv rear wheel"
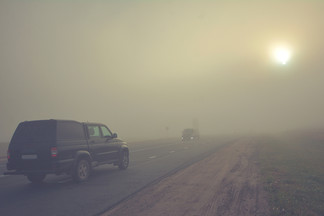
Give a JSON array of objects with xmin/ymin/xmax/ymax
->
[
  {"xmin": 27, "ymin": 174, "xmax": 46, "ymax": 184},
  {"xmin": 118, "ymin": 151, "xmax": 129, "ymax": 170},
  {"xmin": 72, "ymin": 158, "xmax": 91, "ymax": 182}
]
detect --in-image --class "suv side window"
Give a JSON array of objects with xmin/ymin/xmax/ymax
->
[
  {"xmin": 101, "ymin": 126, "xmax": 112, "ymax": 137},
  {"xmin": 87, "ymin": 125, "xmax": 101, "ymax": 138},
  {"xmin": 57, "ymin": 121, "xmax": 85, "ymax": 140}
]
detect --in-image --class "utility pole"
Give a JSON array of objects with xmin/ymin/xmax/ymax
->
[
  {"xmin": 193, "ymin": 118, "xmax": 199, "ymax": 133},
  {"xmin": 165, "ymin": 126, "xmax": 169, "ymax": 138}
]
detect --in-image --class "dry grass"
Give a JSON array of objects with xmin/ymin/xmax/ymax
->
[{"xmin": 259, "ymin": 135, "xmax": 324, "ymax": 216}]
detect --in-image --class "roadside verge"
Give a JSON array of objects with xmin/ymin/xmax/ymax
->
[{"xmin": 101, "ymin": 138, "xmax": 269, "ymax": 216}]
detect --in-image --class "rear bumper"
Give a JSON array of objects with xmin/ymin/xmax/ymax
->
[
  {"xmin": 4, "ymin": 170, "xmax": 54, "ymax": 175},
  {"xmin": 5, "ymin": 159, "xmax": 75, "ymax": 176}
]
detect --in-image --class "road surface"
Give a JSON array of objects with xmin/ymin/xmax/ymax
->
[
  {"xmin": 103, "ymin": 138, "xmax": 270, "ymax": 216},
  {"xmin": 0, "ymin": 137, "xmax": 230, "ymax": 216}
]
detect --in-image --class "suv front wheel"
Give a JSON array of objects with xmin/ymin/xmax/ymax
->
[
  {"xmin": 118, "ymin": 151, "xmax": 129, "ymax": 170},
  {"xmin": 72, "ymin": 158, "xmax": 91, "ymax": 182}
]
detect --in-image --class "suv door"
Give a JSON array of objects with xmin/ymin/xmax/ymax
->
[
  {"xmin": 100, "ymin": 125, "xmax": 119, "ymax": 161},
  {"xmin": 86, "ymin": 124, "xmax": 107, "ymax": 162}
]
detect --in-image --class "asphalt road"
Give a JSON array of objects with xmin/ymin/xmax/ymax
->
[{"xmin": 0, "ymin": 136, "xmax": 232, "ymax": 216}]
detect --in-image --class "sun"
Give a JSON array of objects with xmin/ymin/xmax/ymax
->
[
  {"xmin": 274, "ymin": 47, "xmax": 291, "ymax": 64},
  {"xmin": 271, "ymin": 45, "xmax": 292, "ymax": 65}
]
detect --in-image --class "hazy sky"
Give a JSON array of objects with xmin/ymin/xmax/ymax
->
[{"xmin": 1, "ymin": 1, "xmax": 324, "ymax": 141}]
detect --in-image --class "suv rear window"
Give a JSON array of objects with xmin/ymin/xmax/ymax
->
[{"xmin": 11, "ymin": 120, "xmax": 56, "ymax": 142}]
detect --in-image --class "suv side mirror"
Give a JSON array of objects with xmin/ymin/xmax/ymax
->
[{"xmin": 112, "ymin": 133, "xmax": 117, "ymax": 138}]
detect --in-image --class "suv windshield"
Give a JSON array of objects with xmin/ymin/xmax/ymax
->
[
  {"xmin": 183, "ymin": 129, "xmax": 194, "ymax": 135},
  {"xmin": 11, "ymin": 120, "xmax": 56, "ymax": 143}
]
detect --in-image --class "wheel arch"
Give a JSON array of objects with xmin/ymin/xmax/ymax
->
[
  {"xmin": 73, "ymin": 151, "xmax": 92, "ymax": 167},
  {"xmin": 120, "ymin": 144, "xmax": 129, "ymax": 153}
]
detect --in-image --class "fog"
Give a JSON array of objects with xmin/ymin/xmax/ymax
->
[{"xmin": 1, "ymin": 1, "xmax": 324, "ymax": 141}]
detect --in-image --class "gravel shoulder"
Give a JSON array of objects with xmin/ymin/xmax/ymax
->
[{"xmin": 102, "ymin": 138, "xmax": 270, "ymax": 216}]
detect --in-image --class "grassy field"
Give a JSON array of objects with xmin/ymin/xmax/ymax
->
[{"xmin": 259, "ymin": 134, "xmax": 324, "ymax": 216}]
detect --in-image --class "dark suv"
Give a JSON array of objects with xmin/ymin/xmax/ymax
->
[{"xmin": 5, "ymin": 119, "xmax": 129, "ymax": 183}]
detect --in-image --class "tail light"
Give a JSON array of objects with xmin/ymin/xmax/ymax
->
[
  {"xmin": 7, "ymin": 150, "xmax": 10, "ymax": 160},
  {"xmin": 51, "ymin": 147, "xmax": 58, "ymax": 158}
]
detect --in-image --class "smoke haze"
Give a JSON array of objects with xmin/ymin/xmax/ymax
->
[{"xmin": 1, "ymin": 1, "xmax": 324, "ymax": 141}]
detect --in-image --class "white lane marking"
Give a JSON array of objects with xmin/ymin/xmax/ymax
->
[
  {"xmin": 132, "ymin": 143, "xmax": 176, "ymax": 153},
  {"xmin": 169, "ymin": 151, "xmax": 175, "ymax": 153},
  {"xmin": 148, "ymin": 155, "xmax": 157, "ymax": 159}
]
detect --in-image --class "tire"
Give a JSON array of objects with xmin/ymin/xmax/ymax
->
[
  {"xmin": 27, "ymin": 174, "xmax": 46, "ymax": 184},
  {"xmin": 72, "ymin": 158, "xmax": 91, "ymax": 182},
  {"xmin": 118, "ymin": 151, "xmax": 129, "ymax": 170}
]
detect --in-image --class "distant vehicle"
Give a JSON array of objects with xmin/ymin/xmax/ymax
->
[
  {"xmin": 182, "ymin": 128, "xmax": 199, "ymax": 141},
  {"xmin": 4, "ymin": 119, "xmax": 129, "ymax": 183}
]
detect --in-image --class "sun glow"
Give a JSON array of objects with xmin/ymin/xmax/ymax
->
[{"xmin": 271, "ymin": 45, "xmax": 292, "ymax": 65}]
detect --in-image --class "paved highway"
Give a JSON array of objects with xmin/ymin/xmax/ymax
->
[{"xmin": 0, "ymin": 136, "xmax": 233, "ymax": 216}]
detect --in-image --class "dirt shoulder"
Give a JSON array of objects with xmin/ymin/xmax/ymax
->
[{"xmin": 102, "ymin": 139, "xmax": 269, "ymax": 216}]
